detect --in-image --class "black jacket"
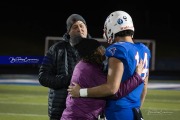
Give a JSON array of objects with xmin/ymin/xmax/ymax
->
[{"xmin": 38, "ymin": 33, "xmax": 91, "ymax": 119}]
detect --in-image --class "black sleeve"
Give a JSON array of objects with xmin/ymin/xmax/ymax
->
[{"xmin": 38, "ymin": 45, "xmax": 71, "ymax": 90}]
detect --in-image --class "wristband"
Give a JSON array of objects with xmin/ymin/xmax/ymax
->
[{"xmin": 79, "ymin": 88, "xmax": 88, "ymax": 97}]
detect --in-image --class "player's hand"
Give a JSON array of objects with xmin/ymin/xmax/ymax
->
[
  {"xmin": 67, "ymin": 82, "xmax": 81, "ymax": 97},
  {"xmin": 144, "ymin": 76, "xmax": 149, "ymax": 85},
  {"xmin": 136, "ymin": 60, "xmax": 144, "ymax": 75}
]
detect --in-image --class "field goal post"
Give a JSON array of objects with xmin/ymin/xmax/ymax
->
[{"xmin": 45, "ymin": 36, "xmax": 156, "ymax": 71}]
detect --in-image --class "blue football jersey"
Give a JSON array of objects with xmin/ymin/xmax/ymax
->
[{"xmin": 105, "ymin": 41, "xmax": 151, "ymax": 109}]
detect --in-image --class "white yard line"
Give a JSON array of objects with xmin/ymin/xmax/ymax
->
[
  {"xmin": 0, "ymin": 101, "xmax": 47, "ymax": 105},
  {"xmin": 0, "ymin": 79, "xmax": 39, "ymax": 84},
  {"xmin": 0, "ymin": 78, "xmax": 180, "ymax": 89},
  {"xmin": 148, "ymin": 83, "xmax": 180, "ymax": 89},
  {"xmin": 0, "ymin": 112, "xmax": 47, "ymax": 117}
]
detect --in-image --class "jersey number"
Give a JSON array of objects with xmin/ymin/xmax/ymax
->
[{"xmin": 135, "ymin": 52, "xmax": 148, "ymax": 80}]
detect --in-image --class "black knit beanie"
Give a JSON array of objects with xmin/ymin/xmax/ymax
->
[
  {"xmin": 66, "ymin": 14, "xmax": 86, "ymax": 32},
  {"xmin": 74, "ymin": 38, "xmax": 101, "ymax": 58}
]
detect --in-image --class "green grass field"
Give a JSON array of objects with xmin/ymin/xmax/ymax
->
[{"xmin": 0, "ymin": 84, "xmax": 180, "ymax": 120}]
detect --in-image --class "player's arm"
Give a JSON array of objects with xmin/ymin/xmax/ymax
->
[
  {"xmin": 88, "ymin": 57, "xmax": 123, "ymax": 97},
  {"xmin": 110, "ymin": 60, "xmax": 144, "ymax": 99},
  {"xmin": 140, "ymin": 72, "xmax": 149, "ymax": 108},
  {"xmin": 68, "ymin": 57, "xmax": 123, "ymax": 97}
]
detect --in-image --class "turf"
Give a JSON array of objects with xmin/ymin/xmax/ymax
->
[
  {"xmin": 0, "ymin": 84, "xmax": 48, "ymax": 120},
  {"xmin": 0, "ymin": 84, "xmax": 180, "ymax": 120},
  {"xmin": 142, "ymin": 89, "xmax": 180, "ymax": 120}
]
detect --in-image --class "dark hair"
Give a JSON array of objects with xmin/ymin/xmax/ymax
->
[
  {"xmin": 74, "ymin": 38, "xmax": 105, "ymax": 65},
  {"xmin": 115, "ymin": 30, "xmax": 134, "ymax": 37},
  {"xmin": 74, "ymin": 38, "xmax": 100, "ymax": 57},
  {"xmin": 81, "ymin": 48, "xmax": 104, "ymax": 65}
]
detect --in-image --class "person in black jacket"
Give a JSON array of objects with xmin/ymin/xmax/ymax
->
[{"xmin": 38, "ymin": 14, "xmax": 91, "ymax": 120}]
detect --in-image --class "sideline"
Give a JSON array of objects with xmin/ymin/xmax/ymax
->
[{"xmin": 0, "ymin": 74, "xmax": 180, "ymax": 90}]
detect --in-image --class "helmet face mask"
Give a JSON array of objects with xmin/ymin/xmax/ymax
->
[
  {"xmin": 103, "ymin": 11, "xmax": 134, "ymax": 44},
  {"xmin": 103, "ymin": 28, "xmax": 113, "ymax": 44}
]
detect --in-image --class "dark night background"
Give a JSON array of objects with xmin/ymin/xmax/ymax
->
[{"xmin": 0, "ymin": 1, "xmax": 180, "ymax": 78}]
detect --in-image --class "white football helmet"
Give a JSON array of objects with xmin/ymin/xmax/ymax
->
[{"xmin": 103, "ymin": 10, "xmax": 134, "ymax": 44}]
